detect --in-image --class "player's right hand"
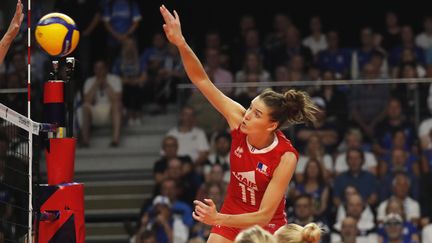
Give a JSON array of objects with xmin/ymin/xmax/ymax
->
[{"xmin": 159, "ymin": 5, "xmax": 185, "ymax": 47}]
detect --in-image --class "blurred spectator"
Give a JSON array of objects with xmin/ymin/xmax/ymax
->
[
  {"xmin": 166, "ymin": 106, "xmax": 210, "ymax": 165},
  {"xmin": 378, "ymin": 213, "xmax": 419, "ymax": 243},
  {"xmin": 316, "ymin": 84, "xmax": 348, "ymax": 125},
  {"xmin": 330, "ymin": 216, "xmax": 378, "ymax": 243},
  {"xmin": 348, "ymin": 63, "xmax": 390, "ymax": 141},
  {"xmin": 234, "ymin": 52, "xmax": 271, "ymax": 94},
  {"xmin": 130, "ymin": 229, "xmax": 157, "ymax": 243},
  {"xmin": 264, "ymin": 13, "xmax": 292, "ymax": 52},
  {"xmin": 374, "ymin": 98, "xmax": 416, "ymax": 157},
  {"xmin": 102, "ymin": 0, "xmax": 141, "ymax": 65},
  {"xmin": 302, "ymin": 16, "xmax": 328, "ymax": 57},
  {"xmin": 333, "ymin": 193, "xmax": 375, "ymax": 236},
  {"xmin": 203, "ymin": 132, "xmax": 231, "ymax": 183},
  {"xmin": 232, "ymin": 29, "xmax": 265, "ymax": 72},
  {"xmin": 112, "ymin": 38, "xmax": 146, "ymax": 125},
  {"xmin": 204, "ymin": 48, "xmax": 234, "ymax": 95},
  {"xmin": 295, "ymin": 96, "xmax": 340, "ymax": 153},
  {"xmin": 200, "ymin": 30, "xmax": 231, "ymax": 70},
  {"xmin": 381, "ymin": 11, "xmax": 401, "ymax": 51},
  {"xmin": 152, "ymin": 136, "xmax": 192, "ymax": 185},
  {"xmin": 416, "ymin": 16, "xmax": 432, "ymax": 50},
  {"xmin": 200, "ymin": 163, "xmax": 228, "ymax": 191},
  {"xmin": 231, "ymin": 14, "xmax": 256, "ymax": 51},
  {"xmin": 380, "ymin": 198, "xmax": 419, "ymax": 242},
  {"xmin": 288, "ymin": 194, "xmax": 330, "ymax": 243},
  {"xmin": 334, "ymin": 129, "xmax": 377, "ymax": 176},
  {"xmin": 377, "ymin": 173, "xmax": 420, "ymax": 225},
  {"xmin": 350, "ymin": 27, "xmax": 377, "ymax": 79},
  {"xmin": 316, "ymin": 31, "xmax": 351, "ymax": 79},
  {"xmin": 266, "ymin": 25, "xmax": 314, "ymax": 73},
  {"xmin": 333, "ymin": 149, "xmax": 378, "ymax": 208},
  {"xmin": 291, "ymin": 159, "xmax": 330, "ymax": 217},
  {"xmin": 81, "ymin": 60, "xmax": 122, "ymax": 147},
  {"xmin": 234, "ymin": 73, "xmax": 261, "ymax": 108},
  {"xmin": 140, "ymin": 33, "xmax": 168, "ymax": 71},
  {"xmin": 389, "ymin": 25, "xmax": 426, "ymax": 68},
  {"xmin": 294, "ymin": 135, "xmax": 333, "ymax": 182},
  {"xmin": 287, "ymin": 54, "xmax": 307, "ymax": 80}
]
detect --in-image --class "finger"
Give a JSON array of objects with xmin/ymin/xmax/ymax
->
[
  {"xmin": 192, "ymin": 211, "xmax": 203, "ymax": 222},
  {"xmin": 173, "ymin": 10, "xmax": 180, "ymax": 22},
  {"xmin": 194, "ymin": 200, "xmax": 210, "ymax": 209},
  {"xmin": 194, "ymin": 206, "xmax": 207, "ymax": 216},
  {"xmin": 204, "ymin": 198, "xmax": 215, "ymax": 207}
]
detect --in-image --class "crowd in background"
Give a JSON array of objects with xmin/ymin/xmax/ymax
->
[{"xmin": 2, "ymin": 0, "xmax": 432, "ymax": 242}]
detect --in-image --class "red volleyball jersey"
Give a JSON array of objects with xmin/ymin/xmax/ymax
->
[{"xmin": 219, "ymin": 127, "xmax": 298, "ymax": 232}]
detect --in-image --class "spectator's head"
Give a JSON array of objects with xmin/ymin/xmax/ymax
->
[
  {"xmin": 166, "ymin": 158, "xmax": 183, "ymax": 180},
  {"xmin": 179, "ymin": 106, "xmax": 196, "ymax": 129},
  {"xmin": 235, "ymin": 225, "xmax": 276, "ymax": 243},
  {"xmin": 346, "ymin": 193, "xmax": 364, "ymax": 220},
  {"xmin": 385, "ymin": 197, "xmax": 406, "ymax": 220},
  {"xmin": 361, "ymin": 62, "xmax": 379, "ymax": 79},
  {"xmin": 392, "ymin": 172, "xmax": 410, "ymax": 200},
  {"xmin": 309, "ymin": 16, "xmax": 322, "ymax": 34},
  {"xmin": 340, "ymin": 217, "xmax": 359, "ymax": 242},
  {"xmin": 294, "ymin": 194, "xmax": 314, "ymax": 221},
  {"xmin": 386, "ymin": 98, "xmax": 402, "ymax": 120},
  {"xmin": 161, "ymin": 179, "xmax": 178, "ymax": 202},
  {"xmin": 346, "ymin": 148, "xmax": 364, "ymax": 174},
  {"xmin": 311, "ymin": 96, "xmax": 326, "ymax": 121},
  {"xmin": 306, "ymin": 66, "xmax": 321, "ymax": 81},
  {"xmin": 391, "ymin": 130, "xmax": 406, "ymax": 150},
  {"xmin": 360, "ymin": 27, "xmax": 374, "ymax": 48},
  {"xmin": 215, "ymin": 132, "xmax": 231, "ymax": 156},
  {"xmin": 344, "ymin": 186, "xmax": 359, "ymax": 202},
  {"xmin": 93, "ymin": 60, "xmax": 108, "ymax": 80},
  {"xmin": 273, "ymin": 13, "xmax": 292, "ymax": 33},
  {"xmin": 181, "ymin": 158, "xmax": 194, "ymax": 176},
  {"xmin": 205, "ymin": 48, "xmax": 221, "ymax": 69},
  {"xmin": 152, "ymin": 195, "xmax": 172, "ymax": 222},
  {"xmin": 399, "ymin": 63, "xmax": 418, "ymax": 78},
  {"xmin": 208, "ymin": 164, "xmax": 224, "ymax": 184},
  {"xmin": 205, "ymin": 31, "xmax": 221, "ymax": 49},
  {"xmin": 305, "ymin": 135, "xmax": 324, "ymax": 156},
  {"xmin": 390, "ymin": 148, "xmax": 408, "ymax": 171},
  {"xmin": 383, "ymin": 213, "xmax": 404, "ymax": 241},
  {"xmin": 161, "ymin": 136, "xmax": 178, "ymax": 159},
  {"xmin": 288, "ymin": 54, "xmax": 304, "ymax": 72},
  {"xmin": 345, "ymin": 129, "xmax": 363, "ymax": 150},
  {"xmin": 205, "ymin": 182, "xmax": 224, "ymax": 210},
  {"xmin": 284, "ymin": 26, "xmax": 301, "ymax": 48},
  {"xmin": 239, "ymin": 14, "xmax": 256, "ymax": 35},
  {"xmin": 303, "ymin": 159, "xmax": 325, "ymax": 185},
  {"xmin": 370, "ymin": 50, "xmax": 385, "ymax": 69},
  {"xmin": 400, "ymin": 25, "xmax": 414, "ymax": 45},
  {"xmin": 326, "ymin": 31, "xmax": 340, "ymax": 50},
  {"xmin": 400, "ymin": 49, "xmax": 416, "ymax": 64},
  {"xmin": 244, "ymin": 29, "xmax": 260, "ymax": 49},
  {"xmin": 152, "ymin": 32, "xmax": 167, "ymax": 49},
  {"xmin": 274, "ymin": 65, "xmax": 290, "ymax": 82},
  {"xmin": 274, "ymin": 223, "xmax": 321, "ymax": 243},
  {"xmin": 245, "ymin": 73, "xmax": 260, "ymax": 85},
  {"xmin": 243, "ymin": 52, "xmax": 263, "ymax": 73},
  {"xmin": 385, "ymin": 11, "xmax": 399, "ymax": 28}
]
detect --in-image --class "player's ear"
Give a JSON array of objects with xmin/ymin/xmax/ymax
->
[{"xmin": 266, "ymin": 121, "xmax": 278, "ymax": 132}]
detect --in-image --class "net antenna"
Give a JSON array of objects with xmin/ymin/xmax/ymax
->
[{"xmin": 27, "ymin": 0, "xmax": 32, "ymax": 241}]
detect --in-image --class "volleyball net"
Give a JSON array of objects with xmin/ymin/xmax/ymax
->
[{"xmin": 0, "ymin": 102, "xmax": 56, "ymax": 242}]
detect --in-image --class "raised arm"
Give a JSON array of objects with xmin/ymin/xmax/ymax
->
[
  {"xmin": 0, "ymin": 0, "xmax": 23, "ymax": 64},
  {"xmin": 193, "ymin": 152, "xmax": 297, "ymax": 228},
  {"xmin": 160, "ymin": 5, "xmax": 245, "ymax": 129}
]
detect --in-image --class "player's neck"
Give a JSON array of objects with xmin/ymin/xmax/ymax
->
[{"xmin": 247, "ymin": 132, "xmax": 275, "ymax": 150}]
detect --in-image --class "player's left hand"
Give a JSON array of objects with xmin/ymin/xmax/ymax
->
[
  {"xmin": 192, "ymin": 199, "xmax": 218, "ymax": 226},
  {"xmin": 6, "ymin": 0, "xmax": 24, "ymax": 39}
]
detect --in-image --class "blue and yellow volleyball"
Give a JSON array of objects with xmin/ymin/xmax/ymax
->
[{"xmin": 35, "ymin": 13, "xmax": 80, "ymax": 57}]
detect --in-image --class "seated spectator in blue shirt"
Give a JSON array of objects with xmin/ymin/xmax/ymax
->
[
  {"xmin": 333, "ymin": 148, "xmax": 379, "ymax": 208},
  {"xmin": 378, "ymin": 211, "xmax": 419, "ymax": 243},
  {"xmin": 316, "ymin": 30, "xmax": 352, "ymax": 79},
  {"xmin": 389, "ymin": 25, "xmax": 426, "ymax": 67}
]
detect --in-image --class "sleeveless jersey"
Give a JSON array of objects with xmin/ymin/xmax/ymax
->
[{"xmin": 212, "ymin": 127, "xmax": 298, "ymax": 240}]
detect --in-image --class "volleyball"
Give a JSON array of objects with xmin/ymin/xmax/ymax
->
[{"xmin": 35, "ymin": 13, "xmax": 80, "ymax": 57}]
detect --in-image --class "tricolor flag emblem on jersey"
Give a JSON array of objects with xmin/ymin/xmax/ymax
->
[{"xmin": 256, "ymin": 162, "xmax": 268, "ymax": 175}]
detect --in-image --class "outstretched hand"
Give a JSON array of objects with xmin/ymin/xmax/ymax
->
[
  {"xmin": 192, "ymin": 199, "xmax": 219, "ymax": 226},
  {"xmin": 159, "ymin": 5, "xmax": 185, "ymax": 47},
  {"xmin": 6, "ymin": 0, "xmax": 24, "ymax": 39}
]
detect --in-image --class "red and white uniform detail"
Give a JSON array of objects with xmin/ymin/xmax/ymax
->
[{"xmin": 211, "ymin": 127, "xmax": 298, "ymax": 240}]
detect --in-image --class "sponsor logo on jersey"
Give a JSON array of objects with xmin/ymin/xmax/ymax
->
[
  {"xmin": 256, "ymin": 162, "xmax": 269, "ymax": 176},
  {"xmin": 234, "ymin": 146, "xmax": 244, "ymax": 158},
  {"xmin": 232, "ymin": 171, "xmax": 258, "ymax": 190}
]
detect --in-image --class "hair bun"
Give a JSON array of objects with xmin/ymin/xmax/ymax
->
[{"xmin": 301, "ymin": 223, "xmax": 321, "ymax": 243}]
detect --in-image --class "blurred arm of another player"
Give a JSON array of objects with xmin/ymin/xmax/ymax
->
[{"xmin": 0, "ymin": 0, "xmax": 24, "ymax": 65}]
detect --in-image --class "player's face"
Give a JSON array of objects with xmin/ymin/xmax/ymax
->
[{"xmin": 240, "ymin": 97, "xmax": 277, "ymax": 135}]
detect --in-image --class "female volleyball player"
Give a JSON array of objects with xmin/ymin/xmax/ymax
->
[
  {"xmin": 0, "ymin": 0, "xmax": 23, "ymax": 64},
  {"xmin": 160, "ymin": 5, "xmax": 320, "ymax": 243}
]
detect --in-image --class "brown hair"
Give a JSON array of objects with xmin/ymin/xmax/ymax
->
[
  {"xmin": 274, "ymin": 223, "xmax": 322, "ymax": 243},
  {"xmin": 259, "ymin": 89, "xmax": 319, "ymax": 128},
  {"xmin": 235, "ymin": 225, "xmax": 276, "ymax": 243}
]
